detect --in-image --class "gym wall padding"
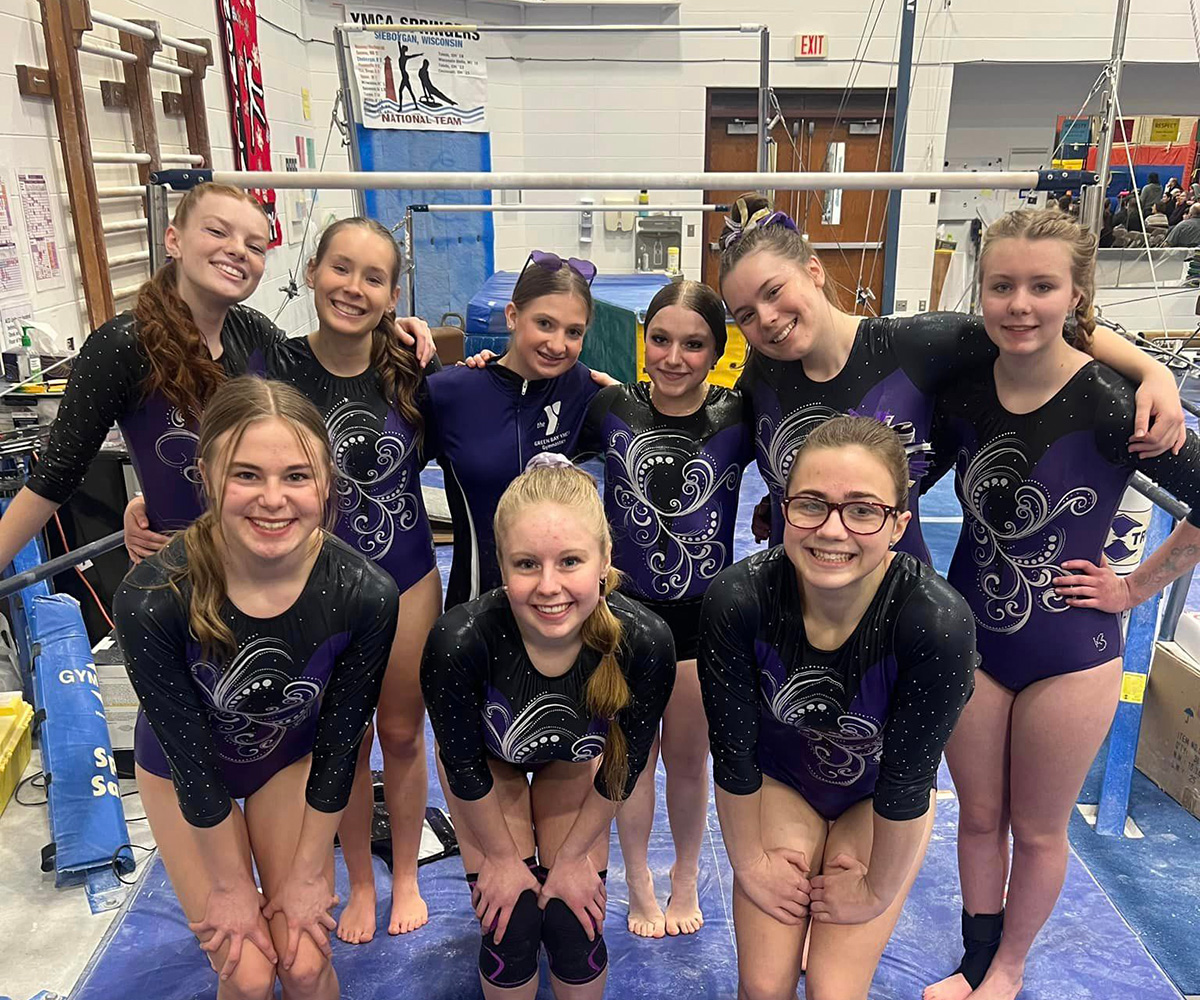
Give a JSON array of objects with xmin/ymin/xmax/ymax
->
[
  {"xmin": 357, "ymin": 126, "xmax": 495, "ymax": 323},
  {"xmin": 29, "ymin": 593, "xmax": 133, "ymax": 885}
]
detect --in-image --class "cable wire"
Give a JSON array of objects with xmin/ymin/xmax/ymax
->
[{"xmin": 273, "ymin": 93, "xmax": 343, "ymax": 323}]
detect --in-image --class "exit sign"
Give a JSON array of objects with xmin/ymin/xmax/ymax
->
[{"xmin": 794, "ymin": 33, "xmax": 827, "ymax": 59}]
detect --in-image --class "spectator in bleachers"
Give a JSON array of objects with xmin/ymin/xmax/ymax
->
[
  {"xmin": 1113, "ymin": 192, "xmax": 1143, "ymax": 232},
  {"xmin": 1167, "ymin": 190, "xmax": 1190, "ymax": 227},
  {"xmin": 1144, "ymin": 200, "xmax": 1171, "ymax": 232},
  {"xmin": 1140, "ymin": 172, "xmax": 1164, "ymax": 212},
  {"xmin": 1167, "ymin": 203, "xmax": 1200, "ymax": 247}
]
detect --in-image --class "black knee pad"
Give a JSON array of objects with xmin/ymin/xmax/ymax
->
[
  {"xmin": 475, "ymin": 888, "xmax": 543, "ymax": 989},
  {"xmin": 541, "ymin": 895, "xmax": 608, "ymax": 986}
]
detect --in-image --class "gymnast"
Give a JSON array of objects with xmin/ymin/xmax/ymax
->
[
  {"xmin": 421, "ymin": 455, "xmax": 676, "ymax": 999},
  {"xmin": 700, "ymin": 415, "xmax": 977, "ymax": 1000},
  {"xmin": 423, "ymin": 253, "xmax": 603, "ymax": 609},
  {"xmin": 579, "ymin": 279, "xmax": 753, "ymax": 937},
  {"xmin": 923, "ymin": 208, "xmax": 1200, "ymax": 1000},
  {"xmin": 115, "ymin": 377, "xmax": 398, "ymax": 1000}
]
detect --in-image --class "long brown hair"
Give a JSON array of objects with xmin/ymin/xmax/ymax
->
[
  {"xmin": 310, "ymin": 217, "xmax": 424, "ymax": 445},
  {"xmin": 174, "ymin": 377, "xmax": 335, "ymax": 660},
  {"xmin": 134, "ymin": 183, "xmax": 269, "ymax": 419},
  {"xmin": 979, "ymin": 208, "xmax": 1098, "ymax": 351},
  {"xmin": 718, "ymin": 193, "xmax": 840, "ymax": 307},
  {"xmin": 493, "ymin": 461, "xmax": 632, "ymax": 797}
]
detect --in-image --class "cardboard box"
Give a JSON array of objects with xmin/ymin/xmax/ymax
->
[{"xmin": 1136, "ymin": 642, "xmax": 1200, "ymax": 819}]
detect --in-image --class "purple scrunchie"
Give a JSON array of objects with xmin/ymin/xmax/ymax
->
[
  {"xmin": 524, "ymin": 452, "xmax": 576, "ymax": 473},
  {"xmin": 719, "ymin": 199, "xmax": 800, "ymax": 251}
]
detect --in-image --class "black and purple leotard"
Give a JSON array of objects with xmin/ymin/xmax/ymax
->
[
  {"xmin": 251, "ymin": 336, "xmax": 437, "ymax": 595},
  {"xmin": 26, "ymin": 307, "xmax": 280, "ymax": 531},
  {"xmin": 422, "ymin": 360, "xmax": 602, "ymax": 609},
  {"xmin": 700, "ymin": 547, "xmax": 977, "ymax": 820},
  {"xmin": 737, "ymin": 312, "xmax": 997, "ymax": 561},
  {"xmin": 933, "ymin": 360, "xmax": 1200, "ymax": 691},
  {"xmin": 421, "ymin": 589, "xmax": 675, "ymax": 802},
  {"xmin": 116, "ymin": 535, "xmax": 399, "ymax": 827},
  {"xmin": 580, "ymin": 382, "xmax": 754, "ymax": 658}
]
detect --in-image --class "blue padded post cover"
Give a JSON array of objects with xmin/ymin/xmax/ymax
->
[{"xmin": 29, "ymin": 593, "xmax": 133, "ymax": 884}]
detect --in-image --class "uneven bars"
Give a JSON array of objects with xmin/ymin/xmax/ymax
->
[
  {"xmin": 335, "ymin": 23, "xmax": 764, "ymax": 33},
  {"xmin": 414, "ymin": 203, "xmax": 726, "ymax": 213},
  {"xmin": 153, "ymin": 168, "xmax": 1094, "ymax": 193}
]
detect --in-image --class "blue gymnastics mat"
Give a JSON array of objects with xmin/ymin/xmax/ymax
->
[{"xmin": 68, "ymin": 734, "xmax": 1182, "ymax": 1000}]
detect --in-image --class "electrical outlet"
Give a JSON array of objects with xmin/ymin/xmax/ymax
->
[
  {"xmin": 687, "ymin": 224, "xmax": 695, "ymax": 237},
  {"xmin": 919, "ymin": 299, "xmax": 928, "ymax": 311},
  {"xmin": 896, "ymin": 299, "xmax": 908, "ymax": 311},
  {"xmin": 929, "ymin": 192, "xmax": 937, "ymax": 204}
]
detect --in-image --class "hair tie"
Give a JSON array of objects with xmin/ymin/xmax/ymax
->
[
  {"xmin": 719, "ymin": 197, "xmax": 800, "ymax": 250},
  {"xmin": 524, "ymin": 452, "xmax": 575, "ymax": 473}
]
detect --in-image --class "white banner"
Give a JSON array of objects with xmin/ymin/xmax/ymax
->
[{"xmin": 345, "ymin": 8, "xmax": 488, "ymax": 133}]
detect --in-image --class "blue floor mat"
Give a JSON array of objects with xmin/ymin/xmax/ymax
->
[{"xmin": 69, "ymin": 750, "xmax": 1182, "ymax": 1000}]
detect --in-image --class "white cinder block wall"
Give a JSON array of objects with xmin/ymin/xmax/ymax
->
[{"xmin": 5, "ymin": 0, "xmax": 1200, "ymax": 351}]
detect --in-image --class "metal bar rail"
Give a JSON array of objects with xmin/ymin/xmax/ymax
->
[
  {"xmin": 152, "ymin": 168, "xmax": 1096, "ymax": 194},
  {"xmin": 412, "ymin": 203, "xmax": 726, "ymax": 213},
  {"xmin": 0, "ymin": 531, "xmax": 125, "ymax": 602},
  {"xmin": 90, "ymin": 10, "xmax": 207, "ymax": 56},
  {"xmin": 335, "ymin": 22, "xmax": 766, "ymax": 33}
]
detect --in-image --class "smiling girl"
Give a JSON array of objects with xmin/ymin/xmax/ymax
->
[
  {"xmin": 258, "ymin": 218, "xmax": 440, "ymax": 944},
  {"xmin": 115, "ymin": 377, "xmax": 398, "ymax": 1000},
  {"xmin": 701, "ymin": 415, "xmax": 977, "ymax": 1000},
  {"xmin": 424, "ymin": 253, "xmax": 603, "ymax": 609},
  {"xmin": 421, "ymin": 455, "xmax": 675, "ymax": 1000},
  {"xmin": 579, "ymin": 280, "xmax": 754, "ymax": 938},
  {"xmin": 923, "ymin": 209, "xmax": 1200, "ymax": 1000}
]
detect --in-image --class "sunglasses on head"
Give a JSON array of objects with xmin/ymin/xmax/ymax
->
[{"xmin": 524, "ymin": 250, "xmax": 597, "ymax": 285}]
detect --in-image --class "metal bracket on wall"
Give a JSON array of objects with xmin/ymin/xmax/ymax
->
[
  {"xmin": 100, "ymin": 79, "xmax": 127, "ymax": 109},
  {"xmin": 16, "ymin": 65, "xmax": 52, "ymax": 98}
]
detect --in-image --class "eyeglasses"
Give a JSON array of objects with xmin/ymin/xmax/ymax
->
[
  {"xmin": 782, "ymin": 495, "xmax": 900, "ymax": 535},
  {"xmin": 524, "ymin": 250, "xmax": 597, "ymax": 285}
]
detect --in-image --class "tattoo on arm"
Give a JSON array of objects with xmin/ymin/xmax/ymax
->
[{"xmin": 1138, "ymin": 541, "xmax": 1200, "ymax": 600}]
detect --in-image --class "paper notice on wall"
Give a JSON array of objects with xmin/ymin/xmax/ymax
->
[
  {"xmin": 345, "ymin": 8, "xmax": 487, "ymax": 133},
  {"xmin": 17, "ymin": 172, "xmax": 64, "ymax": 288},
  {"xmin": 0, "ymin": 177, "xmax": 24, "ymax": 296},
  {"xmin": 0, "ymin": 298, "xmax": 33, "ymax": 351}
]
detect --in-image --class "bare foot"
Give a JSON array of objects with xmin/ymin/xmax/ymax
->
[
  {"xmin": 337, "ymin": 884, "xmax": 377, "ymax": 944},
  {"xmin": 625, "ymin": 868, "xmax": 666, "ymax": 938},
  {"xmin": 664, "ymin": 868, "xmax": 703, "ymax": 936},
  {"xmin": 388, "ymin": 875, "xmax": 429, "ymax": 935},
  {"xmin": 923, "ymin": 972, "xmax": 974, "ymax": 1000},
  {"xmin": 966, "ymin": 965, "xmax": 1023, "ymax": 1000}
]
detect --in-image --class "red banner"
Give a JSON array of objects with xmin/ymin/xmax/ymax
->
[{"xmin": 217, "ymin": 0, "xmax": 282, "ymax": 247}]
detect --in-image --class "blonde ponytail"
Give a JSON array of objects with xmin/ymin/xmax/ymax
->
[
  {"xmin": 179, "ymin": 511, "xmax": 237, "ymax": 657},
  {"xmin": 582, "ymin": 565, "xmax": 632, "ymax": 798}
]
